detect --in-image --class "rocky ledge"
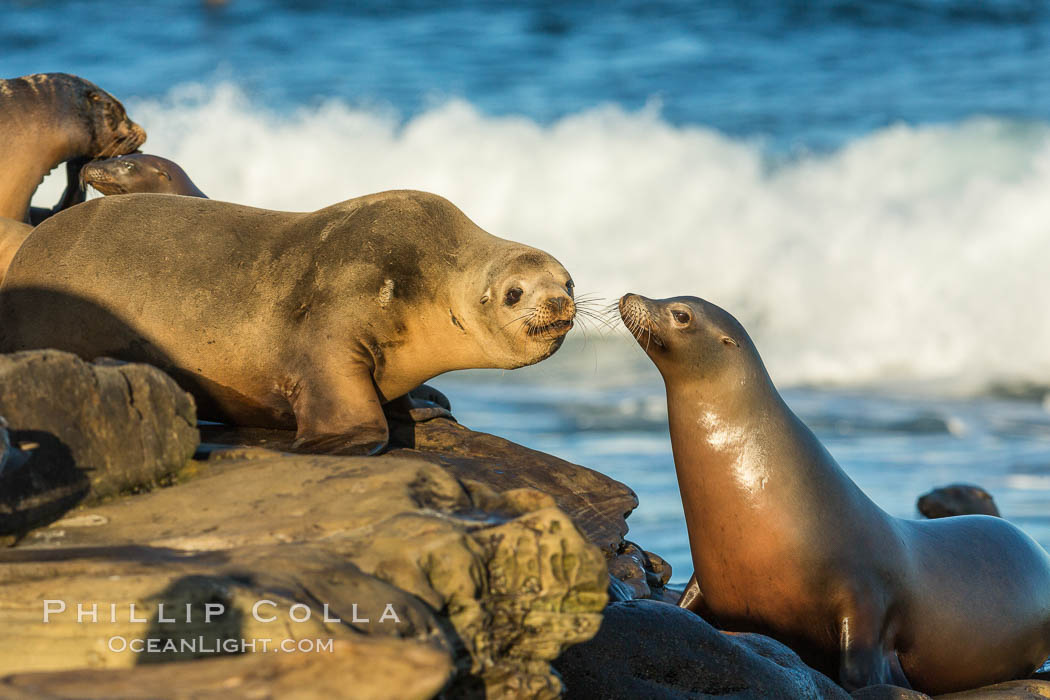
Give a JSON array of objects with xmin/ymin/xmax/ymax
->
[{"xmin": 1, "ymin": 350, "xmax": 1048, "ymax": 699}]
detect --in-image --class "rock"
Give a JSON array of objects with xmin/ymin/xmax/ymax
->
[
  {"xmin": 0, "ymin": 542, "xmax": 449, "ymax": 673},
  {"xmin": 917, "ymin": 484, "xmax": 1000, "ymax": 519},
  {"xmin": 644, "ymin": 549, "xmax": 673, "ymax": 588},
  {"xmin": 4, "ymin": 449, "xmax": 608, "ymax": 697},
  {"xmin": 0, "ymin": 350, "xmax": 199, "ymax": 534},
  {"xmin": 553, "ymin": 599, "xmax": 850, "ymax": 699},
  {"xmin": 936, "ymin": 679, "xmax": 1050, "ymax": 698},
  {"xmin": 395, "ymin": 418, "xmax": 640, "ymax": 556},
  {"xmin": 608, "ymin": 541, "xmax": 653, "ymax": 599},
  {"xmin": 0, "ymin": 637, "xmax": 451, "ymax": 700},
  {"xmin": 851, "ymin": 685, "xmax": 929, "ymax": 699},
  {"xmin": 607, "ymin": 575, "xmax": 637, "ymax": 603},
  {"xmin": 200, "ymin": 418, "xmax": 639, "ymax": 558},
  {"xmin": 0, "ymin": 415, "xmax": 28, "ymax": 479}
]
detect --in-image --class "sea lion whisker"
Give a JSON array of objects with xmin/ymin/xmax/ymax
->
[
  {"xmin": 501, "ymin": 313, "xmax": 534, "ymax": 331},
  {"xmin": 575, "ymin": 309, "xmax": 617, "ymax": 333}
]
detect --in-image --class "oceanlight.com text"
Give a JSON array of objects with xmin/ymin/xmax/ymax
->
[{"xmin": 107, "ymin": 636, "xmax": 335, "ymax": 654}]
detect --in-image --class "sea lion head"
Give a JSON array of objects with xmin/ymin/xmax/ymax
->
[
  {"xmin": 40, "ymin": 73, "xmax": 147, "ymax": 157},
  {"xmin": 618, "ymin": 293, "xmax": 760, "ymax": 386},
  {"xmin": 81, "ymin": 154, "xmax": 177, "ymax": 195},
  {"xmin": 472, "ymin": 247, "xmax": 576, "ymax": 368}
]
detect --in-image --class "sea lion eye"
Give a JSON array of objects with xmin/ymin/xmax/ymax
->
[
  {"xmin": 123, "ymin": 161, "xmax": 134, "ymax": 171},
  {"xmin": 672, "ymin": 310, "xmax": 690, "ymax": 324},
  {"xmin": 565, "ymin": 280, "xmax": 574, "ymax": 293},
  {"xmin": 504, "ymin": 287, "xmax": 523, "ymax": 306}
]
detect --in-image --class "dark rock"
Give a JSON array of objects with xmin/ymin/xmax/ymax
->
[
  {"xmin": 917, "ymin": 484, "xmax": 1000, "ymax": 519},
  {"xmin": 648, "ymin": 586, "xmax": 685, "ymax": 605},
  {"xmin": 0, "ymin": 416, "xmax": 29, "ymax": 479},
  {"xmin": 553, "ymin": 599, "xmax": 850, "ymax": 699},
  {"xmin": 0, "ymin": 351, "xmax": 199, "ymax": 534},
  {"xmin": 608, "ymin": 574, "xmax": 636, "ymax": 603},
  {"xmin": 851, "ymin": 685, "xmax": 929, "ymax": 699},
  {"xmin": 609, "ymin": 541, "xmax": 652, "ymax": 599},
  {"xmin": 644, "ymin": 549, "xmax": 673, "ymax": 587}
]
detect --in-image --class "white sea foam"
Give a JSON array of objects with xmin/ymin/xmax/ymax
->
[{"xmin": 33, "ymin": 83, "xmax": 1050, "ymax": 391}]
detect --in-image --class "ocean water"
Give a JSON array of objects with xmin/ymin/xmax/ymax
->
[{"xmin": 5, "ymin": 0, "xmax": 1050, "ymax": 583}]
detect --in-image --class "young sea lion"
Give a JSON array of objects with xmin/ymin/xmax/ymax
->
[
  {"xmin": 80, "ymin": 153, "xmax": 207, "ymax": 198},
  {"xmin": 618, "ymin": 292, "xmax": 1050, "ymax": 694},
  {"xmin": 0, "ymin": 190, "xmax": 577, "ymax": 455},
  {"xmin": 0, "ymin": 73, "xmax": 146, "ymax": 222}
]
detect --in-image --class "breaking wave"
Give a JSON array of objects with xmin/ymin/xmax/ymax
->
[{"xmin": 34, "ymin": 83, "xmax": 1050, "ymax": 392}]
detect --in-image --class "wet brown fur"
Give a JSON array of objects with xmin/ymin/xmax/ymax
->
[{"xmin": 620, "ymin": 292, "xmax": 1050, "ymax": 695}]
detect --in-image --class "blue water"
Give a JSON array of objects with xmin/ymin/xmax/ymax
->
[
  {"xmin": 5, "ymin": 1, "xmax": 1050, "ymax": 150},
  {"xmin": 5, "ymin": 0, "xmax": 1050, "ymax": 582}
]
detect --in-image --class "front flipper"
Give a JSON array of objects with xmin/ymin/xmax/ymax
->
[
  {"xmin": 408, "ymin": 383, "xmax": 452, "ymax": 411},
  {"xmin": 290, "ymin": 363, "xmax": 389, "ymax": 456},
  {"xmin": 385, "ymin": 393, "xmax": 455, "ymax": 424},
  {"xmin": 677, "ymin": 573, "xmax": 707, "ymax": 614},
  {"xmin": 838, "ymin": 599, "xmax": 911, "ymax": 691},
  {"xmin": 291, "ymin": 431, "xmax": 387, "ymax": 456}
]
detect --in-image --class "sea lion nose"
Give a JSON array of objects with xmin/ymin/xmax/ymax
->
[{"xmin": 548, "ymin": 295, "xmax": 575, "ymax": 317}]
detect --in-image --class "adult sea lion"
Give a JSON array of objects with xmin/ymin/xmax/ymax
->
[
  {"xmin": 81, "ymin": 153, "xmax": 207, "ymax": 198},
  {"xmin": 618, "ymin": 293, "xmax": 1050, "ymax": 694},
  {"xmin": 0, "ymin": 190, "xmax": 577, "ymax": 454},
  {"xmin": 0, "ymin": 73, "xmax": 146, "ymax": 222}
]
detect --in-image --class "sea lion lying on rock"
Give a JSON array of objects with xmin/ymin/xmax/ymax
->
[
  {"xmin": 0, "ymin": 190, "xmax": 577, "ymax": 455},
  {"xmin": 80, "ymin": 153, "xmax": 207, "ymax": 198},
  {"xmin": 618, "ymin": 292, "xmax": 1050, "ymax": 694}
]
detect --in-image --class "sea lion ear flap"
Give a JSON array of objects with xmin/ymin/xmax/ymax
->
[
  {"xmin": 86, "ymin": 91, "xmax": 101, "ymax": 102},
  {"xmin": 721, "ymin": 336, "xmax": 739, "ymax": 347}
]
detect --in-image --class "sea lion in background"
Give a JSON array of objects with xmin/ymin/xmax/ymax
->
[
  {"xmin": 81, "ymin": 153, "xmax": 207, "ymax": 198},
  {"xmin": 918, "ymin": 483, "xmax": 1000, "ymax": 518},
  {"xmin": 0, "ymin": 73, "xmax": 146, "ymax": 222},
  {"xmin": 618, "ymin": 293, "xmax": 1050, "ymax": 695},
  {"xmin": 0, "ymin": 190, "xmax": 577, "ymax": 455}
]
